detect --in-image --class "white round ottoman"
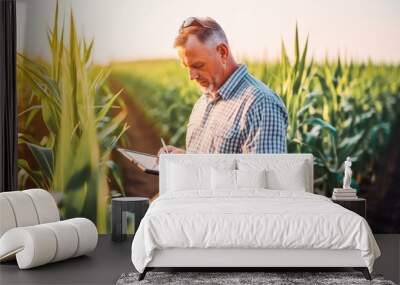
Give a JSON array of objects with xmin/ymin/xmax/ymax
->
[{"xmin": 0, "ymin": 189, "xmax": 98, "ymax": 269}]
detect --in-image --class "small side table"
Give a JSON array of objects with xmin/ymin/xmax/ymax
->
[
  {"xmin": 331, "ymin": 197, "xmax": 366, "ymax": 218},
  {"xmin": 112, "ymin": 197, "xmax": 149, "ymax": 242}
]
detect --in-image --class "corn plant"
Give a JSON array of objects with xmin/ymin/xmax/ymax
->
[
  {"xmin": 110, "ymin": 27, "xmax": 400, "ymax": 197},
  {"xmin": 17, "ymin": 3, "xmax": 128, "ymax": 233}
]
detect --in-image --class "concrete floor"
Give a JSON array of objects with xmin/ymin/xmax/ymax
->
[
  {"xmin": 0, "ymin": 234, "xmax": 399, "ymax": 285},
  {"xmin": 0, "ymin": 235, "xmax": 134, "ymax": 285},
  {"xmin": 374, "ymin": 234, "xmax": 400, "ymax": 284}
]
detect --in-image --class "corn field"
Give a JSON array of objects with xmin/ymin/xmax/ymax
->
[
  {"xmin": 111, "ymin": 26, "xmax": 400, "ymax": 196},
  {"xmin": 17, "ymin": 4, "xmax": 128, "ymax": 233},
  {"xmin": 16, "ymin": 2, "xmax": 400, "ymax": 232}
]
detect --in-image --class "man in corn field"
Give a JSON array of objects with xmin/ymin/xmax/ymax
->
[{"xmin": 158, "ymin": 17, "xmax": 288, "ymax": 156}]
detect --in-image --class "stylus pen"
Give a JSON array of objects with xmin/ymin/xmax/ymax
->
[{"xmin": 160, "ymin": 137, "xmax": 169, "ymax": 154}]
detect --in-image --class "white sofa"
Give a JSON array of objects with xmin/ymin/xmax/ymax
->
[{"xmin": 0, "ymin": 189, "xmax": 98, "ymax": 269}]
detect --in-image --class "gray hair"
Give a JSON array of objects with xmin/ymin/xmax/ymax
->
[{"xmin": 174, "ymin": 17, "xmax": 229, "ymax": 48}]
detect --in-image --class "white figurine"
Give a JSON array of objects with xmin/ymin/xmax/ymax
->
[{"xmin": 343, "ymin": 156, "xmax": 353, "ymax": 189}]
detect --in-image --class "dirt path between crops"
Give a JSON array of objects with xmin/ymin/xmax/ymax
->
[{"xmin": 109, "ymin": 76, "xmax": 161, "ymax": 200}]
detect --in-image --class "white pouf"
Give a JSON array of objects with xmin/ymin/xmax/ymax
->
[
  {"xmin": 0, "ymin": 218, "xmax": 98, "ymax": 269},
  {"xmin": 24, "ymin": 188, "xmax": 60, "ymax": 223},
  {"xmin": 0, "ymin": 189, "xmax": 98, "ymax": 269},
  {"xmin": 0, "ymin": 189, "xmax": 60, "ymax": 236},
  {"xmin": 0, "ymin": 196, "xmax": 17, "ymax": 237}
]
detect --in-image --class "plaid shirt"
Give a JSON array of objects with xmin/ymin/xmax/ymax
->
[{"xmin": 185, "ymin": 64, "xmax": 288, "ymax": 154}]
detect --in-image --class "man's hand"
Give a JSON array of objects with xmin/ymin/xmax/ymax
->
[{"xmin": 156, "ymin": 145, "xmax": 185, "ymax": 164}]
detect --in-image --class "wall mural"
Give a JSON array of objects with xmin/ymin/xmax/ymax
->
[{"xmin": 16, "ymin": 0, "xmax": 400, "ymax": 233}]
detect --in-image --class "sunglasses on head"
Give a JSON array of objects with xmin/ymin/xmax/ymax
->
[{"xmin": 179, "ymin": 17, "xmax": 213, "ymax": 33}]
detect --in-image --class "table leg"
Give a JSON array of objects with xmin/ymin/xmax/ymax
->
[{"xmin": 112, "ymin": 201, "xmax": 123, "ymax": 241}]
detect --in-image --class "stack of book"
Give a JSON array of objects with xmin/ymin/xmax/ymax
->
[{"xmin": 332, "ymin": 188, "xmax": 357, "ymax": 200}]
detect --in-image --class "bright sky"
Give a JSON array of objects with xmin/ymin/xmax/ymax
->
[{"xmin": 17, "ymin": 0, "xmax": 400, "ymax": 64}]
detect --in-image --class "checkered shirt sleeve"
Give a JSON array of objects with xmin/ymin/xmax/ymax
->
[{"xmin": 241, "ymin": 95, "xmax": 287, "ymax": 153}]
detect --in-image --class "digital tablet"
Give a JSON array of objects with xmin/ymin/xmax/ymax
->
[{"xmin": 117, "ymin": 148, "xmax": 159, "ymax": 175}]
